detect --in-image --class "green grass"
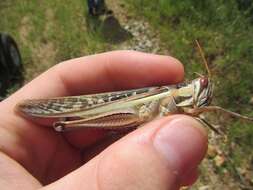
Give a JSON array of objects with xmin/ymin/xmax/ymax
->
[
  {"xmin": 125, "ymin": 0, "xmax": 253, "ymax": 103},
  {"xmin": 0, "ymin": 0, "xmax": 109, "ymax": 81},
  {"xmin": 124, "ymin": 0, "xmax": 253, "ymax": 186}
]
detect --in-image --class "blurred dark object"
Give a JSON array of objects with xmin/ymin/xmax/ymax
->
[
  {"xmin": 87, "ymin": 0, "xmax": 112, "ymax": 16},
  {"xmin": 237, "ymin": 0, "xmax": 253, "ymax": 21},
  {"xmin": 237, "ymin": 0, "xmax": 252, "ymax": 11},
  {"xmin": 0, "ymin": 33, "xmax": 23, "ymax": 98}
]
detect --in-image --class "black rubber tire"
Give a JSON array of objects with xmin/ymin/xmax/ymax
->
[
  {"xmin": 0, "ymin": 33, "xmax": 23, "ymax": 81},
  {"xmin": 0, "ymin": 45, "xmax": 10, "ymax": 96}
]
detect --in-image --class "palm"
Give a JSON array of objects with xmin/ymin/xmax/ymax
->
[{"xmin": 0, "ymin": 51, "xmax": 183, "ymax": 188}]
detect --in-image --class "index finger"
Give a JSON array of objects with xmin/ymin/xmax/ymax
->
[
  {"xmin": 4, "ymin": 50, "xmax": 184, "ymax": 109},
  {"xmin": 1, "ymin": 50, "xmax": 184, "ymax": 148}
]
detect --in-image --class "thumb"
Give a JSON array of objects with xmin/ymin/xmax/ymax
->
[{"xmin": 42, "ymin": 115, "xmax": 208, "ymax": 190}]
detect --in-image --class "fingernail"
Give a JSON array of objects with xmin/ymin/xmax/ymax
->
[{"xmin": 153, "ymin": 116, "xmax": 208, "ymax": 174}]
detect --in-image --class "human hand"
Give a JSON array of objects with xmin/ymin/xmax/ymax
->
[{"xmin": 0, "ymin": 51, "xmax": 207, "ymax": 190}]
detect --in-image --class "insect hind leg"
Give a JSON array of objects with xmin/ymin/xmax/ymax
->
[{"xmin": 54, "ymin": 113, "xmax": 142, "ymax": 132}]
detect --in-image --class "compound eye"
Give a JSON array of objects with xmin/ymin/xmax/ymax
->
[{"xmin": 200, "ymin": 77, "xmax": 208, "ymax": 88}]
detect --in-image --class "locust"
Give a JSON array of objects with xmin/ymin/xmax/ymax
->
[{"xmin": 16, "ymin": 41, "xmax": 253, "ymax": 133}]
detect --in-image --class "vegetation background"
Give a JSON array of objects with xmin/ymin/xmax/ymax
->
[{"xmin": 0, "ymin": 0, "xmax": 252, "ymax": 189}]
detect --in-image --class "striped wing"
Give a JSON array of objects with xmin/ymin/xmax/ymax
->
[{"xmin": 16, "ymin": 86, "xmax": 169, "ymax": 118}]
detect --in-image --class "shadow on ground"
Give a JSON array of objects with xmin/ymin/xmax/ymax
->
[{"xmin": 86, "ymin": 14, "xmax": 132, "ymax": 44}]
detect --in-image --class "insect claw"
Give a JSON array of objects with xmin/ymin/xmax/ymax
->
[{"xmin": 54, "ymin": 122, "xmax": 65, "ymax": 132}]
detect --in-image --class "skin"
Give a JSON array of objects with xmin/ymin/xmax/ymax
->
[{"xmin": 0, "ymin": 51, "xmax": 208, "ymax": 190}]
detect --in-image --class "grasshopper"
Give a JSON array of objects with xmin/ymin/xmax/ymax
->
[{"xmin": 16, "ymin": 41, "xmax": 253, "ymax": 133}]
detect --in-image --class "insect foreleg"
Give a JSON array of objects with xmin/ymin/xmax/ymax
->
[{"xmin": 159, "ymin": 96, "xmax": 180, "ymax": 116}]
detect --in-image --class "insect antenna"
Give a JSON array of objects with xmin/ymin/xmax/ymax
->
[
  {"xmin": 194, "ymin": 40, "xmax": 253, "ymax": 126},
  {"xmin": 195, "ymin": 40, "xmax": 212, "ymax": 78}
]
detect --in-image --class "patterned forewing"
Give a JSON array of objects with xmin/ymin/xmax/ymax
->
[{"xmin": 17, "ymin": 87, "xmax": 162, "ymax": 117}]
